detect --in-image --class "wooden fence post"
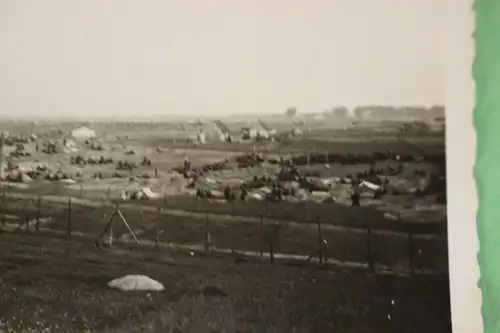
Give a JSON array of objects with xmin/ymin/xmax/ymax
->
[
  {"xmin": 408, "ymin": 231, "xmax": 415, "ymax": 275},
  {"xmin": 109, "ymin": 204, "xmax": 118, "ymax": 247},
  {"xmin": 139, "ymin": 203, "xmax": 143, "ymax": 224},
  {"xmin": 35, "ymin": 195, "xmax": 41, "ymax": 232},
  {"xmin": 260, "ymin": 214, "xmax": 264, "ymax": 259},
  {"xmin": 1, "ymin": 191, "xmax": 5, "ymax": 227},
  {"xmin": 269, "ymin": 241, "xmax": 274, "ymax": 264},
  {"xmin": 204, "ymin": 212, "xmax": 211, "ymax": 252},
  {"xmin": 304, "ymin": 202, "xmax": 309, "ymax": 222},
  {"xmin": 155, "ymin": 206, "xmax": 161, "ymax": 248},
  {"xmin": 67, "ymin": 197, "xmax": 72, "ymax": 236},
  {"xmin": 317, "ymin": 216, "xmax": 323, "ymax": 264},
  {"xmin": 367, "ymin": 222, "xmax": 374, "ymax": 273},
  {"xmin": 154, "ymin": 228, "xmax": 159, "ymax": 248},
  {"xmin": 25, "ymin": 215, "xmax": 29, "ymax": 233},
  {"xmin": 163, "ymin": 193, "xmax": 167, "ymax": 208},
  {"xmin": 196, "ymin": 196, "xmax": 200, "ymax": 213},
  {"xmin": 322, "ymin": 239, "xmax": 329, "ymax": 266}
]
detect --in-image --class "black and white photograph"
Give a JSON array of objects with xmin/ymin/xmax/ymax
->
[{"xmin": 0, "ymin": 1, "xmax": 449, "ymax": 332}]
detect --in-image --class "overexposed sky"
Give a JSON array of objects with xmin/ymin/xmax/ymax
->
[{"xmin": 1, "ymin": 0, "xmax": 444, "ymax": 118}]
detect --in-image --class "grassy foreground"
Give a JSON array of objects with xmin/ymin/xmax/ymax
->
[{"xmin": 0, "ymin": 233, "xmax": 451, "ymax": 333}]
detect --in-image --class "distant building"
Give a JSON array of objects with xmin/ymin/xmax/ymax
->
[
  {"xmin": 240, "ymin": 119, "xmax": 275, "ymax": 140},
  {"xmin": 196, "ymin": 120, "xmax": 231, "ymax": 143},
  {"xmin": 71, "ymin": 126, "xmax": 97, "ymax": 141}
]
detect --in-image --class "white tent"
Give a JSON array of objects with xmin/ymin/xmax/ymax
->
[
  {"xmin": 359, "ymin": 181, "xmax": 381, "ymax": 191},
  {"xmin": 71, "ymin": 126, "xmax": 96, "ymax": 141},
  {"xmin": 139, "ymin": 187, "xmax": 161, "ymax": 199}
]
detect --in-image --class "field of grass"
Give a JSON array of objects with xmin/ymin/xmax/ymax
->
[
  {"xmin": 0, "ymin": 233, "xmax": 451, "ymax": 333},
  {"xmin": 138, "ymin": 136, "xmax": 445, "ymax": 156},
  {"xmin": 139, "ymin": 195, "xmax": 446, "ymax": 234},
  {"xmin": 305, "ymin": 127, "xmax": 444, "ymax": 138}
]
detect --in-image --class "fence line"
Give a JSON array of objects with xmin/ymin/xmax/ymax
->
[
  {"xmin": 0, "ymin": 190, "xmax": 448, "ymax": 276},
  {"xmin": 1, "ymin": 185, "xmax": 447, "ymax": 236}
]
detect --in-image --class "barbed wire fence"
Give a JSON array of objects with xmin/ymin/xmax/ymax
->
[{"xmin": 0, "ymin": 182, "xmax": 447, "ymax": 276}]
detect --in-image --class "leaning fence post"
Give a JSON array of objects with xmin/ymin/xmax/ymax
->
[
  {"xmin": 204, "ymin": 212, "xmax": 211, "ymax": 252},
  {"xmin": 367, "ymin": 221, "xmax": 374, "ymax": 273},
  {"xmin": 67, "ymin": 197, "xmax": 72, "ymax": 236}
]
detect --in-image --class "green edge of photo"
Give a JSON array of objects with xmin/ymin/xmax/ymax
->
[{"xmin": 473, "ymin": 0, "xmax": 500, "ymax": 332}]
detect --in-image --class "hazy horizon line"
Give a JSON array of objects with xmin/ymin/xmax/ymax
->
[{"xmin": 0, "ymin": 104, "xmax": 445, "ymax": 122}]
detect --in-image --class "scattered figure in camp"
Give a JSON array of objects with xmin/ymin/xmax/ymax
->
[
  {"xmin": 154, "ymin": 168, "xmax": 158, "ymax": 178},
  {"xmin": 224, "ymin": 186, "xmax": 231, "ymax": 200},
  {"xmin": 121, "ymin": 190, "xmax": 130, "ymax": 201},
  {"xmin": 351, "ymin": 188, "xmax": 361, "ymax": 206},
  {"xmin": 184, "ymin": 157, "xmax": 191, "ymax": 171},
  {"xmin": 117, "ymin": 160, "xmax": 137, "ymax": 170},
  {"xmin": 196, "ymin": 188, "xmax": 214, "ymax": 199},
  {"xmin": 240, "ymin": 186, "xmax": 248, "ymax": 201}
]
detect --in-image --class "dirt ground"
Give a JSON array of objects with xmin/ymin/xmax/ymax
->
[{"xmin": 0, "ymin": 233, "xmax": 451, "ymax": 333}]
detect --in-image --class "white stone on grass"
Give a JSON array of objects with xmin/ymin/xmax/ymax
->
[{"xmin": 107, "ymin": 274, "xmax": 165, "ymax": 292}]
